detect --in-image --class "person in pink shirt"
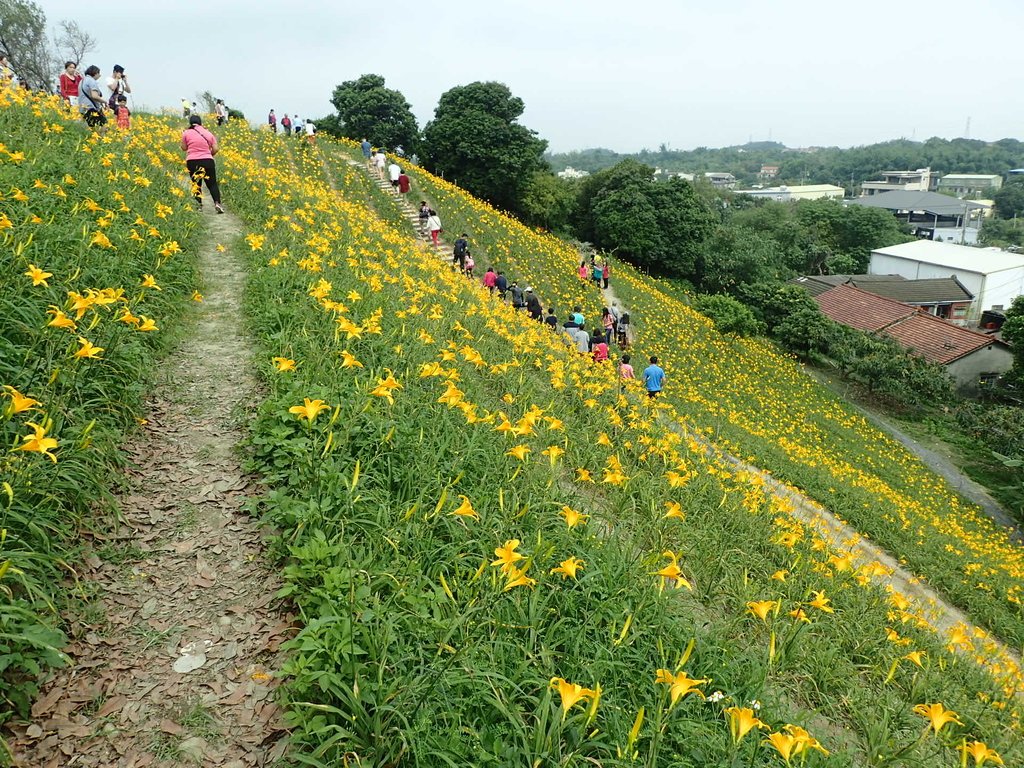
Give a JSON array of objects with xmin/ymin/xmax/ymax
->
[
  {"xmin": 180, "ymin": 115, "xmax": 223, "ymax": 213},
  {"xmin": 482, "ymin": 267, "xmax": 497, "ymax": 293},
  {"xmin": 619, "ymin": 354, "xmax": 635, "ymax": 379},
  {"xmin": 590, "ymin": 329, "xmax": 609, "ymax": 362},
  {"xmin": 578, "ymin": 261, "xmax": 588, "ymax": 282}
]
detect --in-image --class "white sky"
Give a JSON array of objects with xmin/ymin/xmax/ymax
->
[{"xmin": 36, "ymin": 0, "xmax": 1024, "ymax": 152}]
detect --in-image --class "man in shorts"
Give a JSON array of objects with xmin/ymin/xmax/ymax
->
[{"xmin": 643, "ymin": 356, "xmax": 665, "ymax": 398}]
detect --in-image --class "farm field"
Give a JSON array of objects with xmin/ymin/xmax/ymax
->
[{"xmin": 1, "ymin": 92, "xmax": 1022, "ymax": 767}]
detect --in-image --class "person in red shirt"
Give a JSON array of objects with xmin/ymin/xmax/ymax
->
[
  {"xmin": 590, "ymin": 329, "xmax": 609, "ymax": 362},
  {"xmin": 58, "ymin": 61, "xmax": 82, "ymax": 105},
  {"xmin": 398, "ymin": 171, "xmax": 411, "ymax": 195},
  {"xmin": 482, "ymin": 267, "xmax": 497, "ymax": 293},
  {"xmin": 115, "ymin": 95, "xmax": 130, "ymax": 130}
]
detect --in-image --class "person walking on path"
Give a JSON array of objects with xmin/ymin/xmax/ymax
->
[
  {"xmin": 602, "ymin": 261, "xmax": 611, "ymax": 289},
  {"xmin": 427, "ymin": 209, "xmax": 442, "ymax": 246},
  {"xmin": 281, "ymin": 113, "xmax": 291, "ymax": 134},
  {"xmin": 578, "ymin": 261, "xmax": 588, "ymax": 283},
  {"xmin": 572, "ymin": 306, "xmax": 585, "ymax": 330},
  {"xmin": 452, "ymin": 233, "xmax": 469, "ymax": 270},
  {"xmin": 591, "ymin": 329, "xmax": 609, "ymax": 362},
  {"xmin": 601, "ymin": 307, "xmax": 615, "ymax": 346},
  {"xmin": 572, "ymin": 325, "xmax": 591, "ymax": 354},
  {"xmin": 77, "ymin": 65, "xmax": 107, "ymax": 128},
  {"xmin": 398, "ymin": 170, "xmax": 411, "ymax": 196},
  {"xmin": 591, "ymin": 262, "xmax": 603, "ymax": 288},
  {"xmin": 418, "ymin": 200, "xmax": 430, "ymax": 236},
  {"xmin": 181, "ymin": 115, "xmax": 224, "ymax": 213},
  {"xmin": 215, "ymin": 99, "xmax": 228, "ymax": 126},
  {"xmin": 509, "ymin": 282, "xmax": 525, "ymax": 310},
  {"xmin": 544, "ymin": 307, "xmax": 558, "ymax": 330},
  {"xmin": 643, "ymin": 356, "xmax": 665, "ymax": 398},
  {"xmin": 181, "ymin": 97, "xmax": 191, "ymax": 118},
  {"xmin": 495, "ymin": 270, "xmax": 508, "ymax": 300},
  {"xmin": 619, "ymin": 354, "xmax": 634, "ymax": 379},
  {"xmin": 525, "ymin": 288, "xmax": 543, "ymax": 321},
  {"xmin": 388, "ymin": 160, "xmax": 401, "ymax": 192},
  {"xmin": 482, "ymin": 267, "xmax": 497, "ymax": 293},
  {"xmin": 361, "ymin": 138, "xmax": 371, "ymax": 165},
  {"xmin": 304, "ymin": 120, "xmax": 316, "ymax": 142},
  {"xmin": 616, "ymin": 311, "xmax": 630, "ymax": 348},
  {"xmin": 268, "ymin": 109, "xmax": 277, "ymax": 132},
  {"xmin": 374, "ymin": 150, "xmax": 387, "ymax": 180},
  {"xmin": 464, "ymin": 254, "xmax": 475, "ymax": 278},
  {"xmin": 58, "ymin": 61, "xmax": 82, "ymax": 106},
  {"xmin": 106, "ymin": 64, "xmax": 130, "ymax": 109}
]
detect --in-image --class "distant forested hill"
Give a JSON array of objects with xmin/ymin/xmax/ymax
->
[{"xmin": 547, "ymin": 138, "xmax": 1024, "ymax": 187}]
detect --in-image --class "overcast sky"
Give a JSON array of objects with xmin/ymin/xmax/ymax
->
[{"xmin": 35, "ymin": 0, "xmax": 1024, "ymax": 152}]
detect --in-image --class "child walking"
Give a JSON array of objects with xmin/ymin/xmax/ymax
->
[{"xmin": 115, "ymin": 95, "xmax": 130, "ymax": 130}]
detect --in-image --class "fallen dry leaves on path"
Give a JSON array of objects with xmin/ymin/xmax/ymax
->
[{"xmin": 9, "ymin": 204, "xmax": 292, "ymax": 768}]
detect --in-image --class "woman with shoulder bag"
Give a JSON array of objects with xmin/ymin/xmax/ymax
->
[{"xmin": 180, "ymin": 115, "xmax": 224, "ymax": 213}]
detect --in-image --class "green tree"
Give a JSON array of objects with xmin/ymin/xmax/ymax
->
[
  {"xmin": 576, "ymin": 159, "xmax": 717, "ymax": 276},
  {"xmin": 699, "ymin": 227, "xmax": 786, "ymax": 294},
  {"xmin": 324, "ymin": 74, "xmax": 419, "ymax": 153},
  {"xmin": 993, "ymin": 179, "xmax": 1024, "ymax": 219},
  {"xmin": 519, "ymin": 171, "xmax": 577, "ymax": 233},
  {"xmin": 694, "ymin": 294, "xmax": 764, "ymax": 336},
  {"xmin": 0, "ymin": 0, "xmax": 53, "ymax": 89},
  {"xmin": 422, "ymin": 81, "xmax": 547, "ymax": 213},
  {"xmin": 1001, "ymin": 295, "xmax": 1024, "ymax": 384}
]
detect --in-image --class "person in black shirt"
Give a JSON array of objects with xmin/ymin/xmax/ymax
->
[
  {"xmin": 544, "ymin": 308, "xmax": 558, "ymax": 329},
  {"xmin": 495, "ymin": 270, "xmax": 508, "ymax": 300},
  {"xmin": 524, "ymin": 288, "xmax": 543, "ymax": 320}
]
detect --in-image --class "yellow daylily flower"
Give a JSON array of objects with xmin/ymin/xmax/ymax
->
[
  {"xmin": 807, "ymin": 590, "xmax": 834, "ymax": 613},
  {"xmin": 960, "ymin": 740, "xmax": 1004, "ymax": 767},
  {"xmin": 763, "ymin": 732, "xmax": 799, "ymax": 764},
  {"xmin": 24, "ymin": 264, "xmax": 52, "ymax": 286},
  {"xmin": 136, "ymin": 316, "xmax": 158, "ymax": 332},
  {"xmin": 3, "ymin": 386, "xmax": 40, "ymax": 415},
  {"xmin": 575, "ymin": 468, "xmax": 593, "ymax": 483},
  {"xmin": 46, "ymin": 306, "xmax": 76, "ymax": 330},
  {"xmin": 724, "ymin": 706, "xmax": 768, "ymax": 745},
  {"xmin": 913, "ymin": 702, "xmax": 962, "ymax": 735},
  {"xmin": 549, "ymin": 677, "xmax": 595, "ymax": 718},
  {"xmin": 746, "ymin": 600, "xmax": 779, "ymax": 624},
  {"xmin": 140, "ymin": 274, "xmax": 161, "ymax": 290},
  {"xmin": 272, "ymin": 357, "xmax": 297, "ymax": 372},
  {"xmin": 503, "ymin": 563, "xmax": 535, "ymax": 591},
  {"xmin": 506, "ymin": 444, "xmax": 530, "ymax": 461},
  {"xmin": 551, "ymin": 556, "xmax": 584, "ymax": 580},
  {"xmin": 340, "ymin": 350, "xmax": 363, "ymax": 368},
  {"xmin": 451, "ymin": 495, "xmax": 479, "ymax": 521},
  {"xmin": 663, "ymin": 501, "xmax": 685, "ymax": 520},
  {"xmin": 559, "ymin": 505, "xmax": 588, "ymax": 528},
  {"xmin": 654, "ymin": 669, "xmax": 708, "ymax": 707},
  {"xmin": 15, "ymin": 421, "xmax": 58, "ymax": 462},
  {"xmin": 73, "ymin": 337, "xmax": 103, "ymax": 359},
  {"xmin": 289, "ymin": 398, "xmax": 330, "ymax": 422},
  {"xmin": 491, "ymin": 539, "xmax": 524, "ymax": 573}
]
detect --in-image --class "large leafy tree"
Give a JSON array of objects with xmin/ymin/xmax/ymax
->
[
  {"xmin": 422, "ymin": 81, "xmax": 547, "ymax": 213},
  {"xmin": 323, "ymin": 74, "xmax": 419, "ymax": 153},
  {"xmin": 576, "ymin": 159, "xmax": 717, "ymax": 276},
  {"xmin": 0, "ymin": 0, "xmax": 53, "ymax": 89}
]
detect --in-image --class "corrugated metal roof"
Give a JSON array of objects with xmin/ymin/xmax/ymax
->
[
  {"xmin": 871, "ymin": 239, "xmax": 1024, "ymax": 274},
  {"xmin": 848, "ymin": 190, "xmax": 987, "ymax": 216},
  {"xmin": 851, "ymin": 277, "xmax": 973, "ymax": 304},
  {"xmin": 814, "ymin": 284, "xmax": 1007, "ymax": 365}
]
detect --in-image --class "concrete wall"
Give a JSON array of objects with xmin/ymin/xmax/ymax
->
[{"xmin": 945, "ymin": 345, "xmax": 1015, "ymax": 391}]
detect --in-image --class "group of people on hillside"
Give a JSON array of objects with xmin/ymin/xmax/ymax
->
[
  {"xmin": 580, "ymin": 256, "xmax": 612, "ymax": 290},
  {"xmin": 182, "ymin": 98, "xmax": 229, "ymax": 126},
  {"xmin": 268, "ymin": 109, "xmax": 316, "ymax": 140},
  {"xmin": 52, "ymin": 61, "xmax": 133, "ymax": 130},
  {"xmin": 443, "ymin": 233, "xmax": 663, "ymax": 395},
  {"xmin": 362, "ymin": 139, "xmax": 413, "ymax": 197}
]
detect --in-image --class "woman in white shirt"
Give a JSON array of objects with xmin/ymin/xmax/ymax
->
[{"xmin": 427, "ymin": 209, "xmax": 442, "ymax": 246}]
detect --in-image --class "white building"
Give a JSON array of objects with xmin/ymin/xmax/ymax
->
[
  {"xmin": 704, "ymin": 172, "xmax": 737, "ymax": 189},
  {"xmin": 869, "ymin": 240, "xmax": 1024, "ymax": 319},
  {"xmin": 734, "ymin": 184, "xmax": 845, "ymax": 202},
  {"xmin": 937, "ymin": 173, "xmax": 1002, "ymax": 198},
  {"xmin": 861, "ymin": 168, "xmax": 933, "ymax": 196},
  {"xmin": 556, "ymin": 167, "xmax": 590, "ymax": 180}
]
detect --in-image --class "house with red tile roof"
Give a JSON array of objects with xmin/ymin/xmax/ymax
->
[{"xmin": 812, "ymin": 284, "xmax": 1012, "ymax": 390}]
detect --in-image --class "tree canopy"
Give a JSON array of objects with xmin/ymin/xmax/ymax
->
[
  {"xmin": 422, "ymin": 81, "xmax": 547, "ymax": 213},
  {"xmin": 324, "ymin": 74, "xmax": 419, "ymax": 153},
  {"xmin": 0, "ymin": 1, "xmax": 96, "ymax": 90},
  {"xmin": 575, "ymin": 159, "xmax": 717, "ymax": 276}
]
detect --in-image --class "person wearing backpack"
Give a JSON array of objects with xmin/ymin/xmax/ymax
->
[
  {"xmin": 281, "ymin": 113, "xmax": 292, "ymax": 134},
  {"xmin": 180, "ymin": 115, "xmax": 224, "ymax": 213},
  {"xmin": 106, "ymin": 65, "xmax": 130, "ymax": 110},
  {"xmin": 452, "ymin": 233, "xmax": 469, "ymax": 270}
]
